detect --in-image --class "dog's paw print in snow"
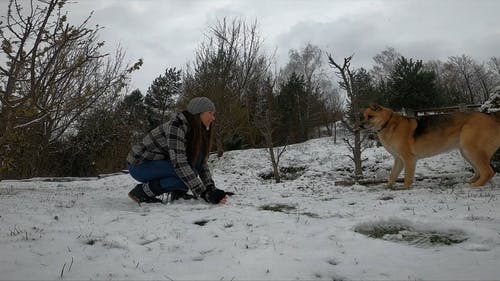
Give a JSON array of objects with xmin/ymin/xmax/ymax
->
[
  {"xmin": 314, "ymin": 269, "xmax": 346, "ymax": 281},
  {"xmin": 193, "ymin": 218, "xmax": 216, "ymax": 226},
  {"xmin": 138, "ymin": 234, "xmax": 160, "ymax": 246},
  {"xmin": 191, "ymin": 248, "xmax": 216, "ymax": 262},
  {"xmin": 102, "ymin": 235, "xmax": 129, "ymax": 249},
  {"xmin": 326, "ymin": 258, "xmax": 340, "ymax": 266}
]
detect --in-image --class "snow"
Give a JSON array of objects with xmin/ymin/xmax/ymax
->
[
  {"xmin": 481, "ymin": 86, "xmax": 500, "ymax": 113},
  {"xmin": 1, "ymin": 137, "xmax": 499, "ymax": 280}
]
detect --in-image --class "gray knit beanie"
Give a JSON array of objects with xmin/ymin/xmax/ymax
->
[{"xmin": 186, "ymin": 97, "xmax": 216, "ymax": 114}]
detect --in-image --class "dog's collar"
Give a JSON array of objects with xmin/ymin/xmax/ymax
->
[{"xmin": 377, "ymin": 112, "xmax": 393, "ymax": 133}]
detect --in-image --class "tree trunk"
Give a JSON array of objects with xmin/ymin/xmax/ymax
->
[
  {"xmin": 354, "ymin": 129, "xmax": 362, "ymax": 176},
  {"xmin": 269, "ymin": 145, "xmax": 281, "ymax": 183},
  {"xmin": 333, "ymin": 121, "xmax": 337, "ymax": 144}
]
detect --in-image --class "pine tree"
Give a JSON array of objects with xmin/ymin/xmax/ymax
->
[
  {"xmin": 120, "ymin": 89, "xmax": 149, "ymax": 137},
  {"xmin": 144, "ymin": 68, "xmax": 182, "ymax": 129},
  {"xmin": 386, "ymin": 57, "xmax": 442, "ymax": 110},
  {"xmin": 276, "ymin": 72, "xmax": 308, "ymax": 143}
]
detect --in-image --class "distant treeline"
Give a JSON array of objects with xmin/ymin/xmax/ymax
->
[{"xmin": 1, "ymin": 1, "xmax": 499, "ymax": 178}]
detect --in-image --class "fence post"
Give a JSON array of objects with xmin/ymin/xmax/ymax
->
[{"xmin": 458, "ymin": 103, "xmax": 466, "ymax": 112}]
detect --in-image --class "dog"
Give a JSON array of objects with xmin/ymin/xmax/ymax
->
[{"xmin": 362, "ymin": 104, "xmax": 500, "ymax": 188}]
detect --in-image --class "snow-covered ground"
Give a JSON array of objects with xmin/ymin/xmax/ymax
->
[{"xmin": 1, "ymin": 137, "xmax": 499, "ymax": 280}]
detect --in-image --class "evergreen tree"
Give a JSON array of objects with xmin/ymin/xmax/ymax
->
[
  {"xmin": 386, "ymin": 57, "xmax": 442, "ymax": 111},
  {"xmin": 276, "ymin": 72, "xmax": 308, "ymax": 143},
  {"xmin": 352, "ymin": 68, "xmax": 379, "ymax": 107},
  {"xmin": 121, "ymin": 89, "xmax": 148, "ymax": 135},
  {"xmin": 144, "ymin": 68, "xmax": 182, "ymax": 129}
]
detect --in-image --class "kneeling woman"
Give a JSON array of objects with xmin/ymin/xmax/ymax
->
[{"xmin": 126, "ymin": 97, "xmax": 228, "ymax": 205}]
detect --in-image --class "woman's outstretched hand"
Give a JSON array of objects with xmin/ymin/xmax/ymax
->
[
  {"xmin": 218, "ymin": 195, "xmax": 228, "ymax": 204},
  {"xmin": 202, "ymin": 188, "xmax": 227, "ymax": 204}
]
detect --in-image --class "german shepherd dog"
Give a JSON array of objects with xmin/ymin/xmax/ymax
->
[{"xmin": 362, "ymin": 104, "xmax": 500, "ymax": 188}]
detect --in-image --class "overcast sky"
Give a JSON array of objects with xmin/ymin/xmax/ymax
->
[{"xmin": 57, "ymin": 0, "xmax": 500, "ymax": 91}]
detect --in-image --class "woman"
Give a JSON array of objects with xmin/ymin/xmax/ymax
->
[{"xmin": 126, "ymin": 97, "xmax": 228, "ymax": 205}]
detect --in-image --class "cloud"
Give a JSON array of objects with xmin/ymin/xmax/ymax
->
[
  {"xmin": 274, "ymin": 0, "xmax": 500, "ymax": 70},
  {"xmin": 7, "ymin": 0, "xmax": 499, "ymax": 92}
]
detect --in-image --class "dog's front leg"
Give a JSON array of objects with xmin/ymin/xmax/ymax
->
[
  {"xmin": 387, "ymin": 157, "xmax": 403, "ymax": 188},
  {"xmin": 403, "ymin": 158, "xmax": 417, "ymax": 189}
]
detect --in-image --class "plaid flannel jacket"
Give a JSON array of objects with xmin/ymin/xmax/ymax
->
[{"xmin": 126, "ymin": 112, "xmax": 214, "ymax": 197}]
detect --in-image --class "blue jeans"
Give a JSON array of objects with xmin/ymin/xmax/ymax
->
[{"xmin": 128, "ymin": 159, "xmax": 200, "ymax": 193}]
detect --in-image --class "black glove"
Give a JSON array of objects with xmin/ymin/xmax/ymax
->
[
  {"xmin": 202, "ymin": 188, "xmax": 227, "ymax": 204},
  {"xmin": 206, "ymin": 184, "xmax": 235, "ymax": 196}
]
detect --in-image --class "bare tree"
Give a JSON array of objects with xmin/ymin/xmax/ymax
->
[
  {"xmin": 183, "ymin": 17, "xmax": 266, "ymax": 156},
  {"xmin": 473, "ymin": 63, "xmax": 495, "ymax": 102},
  {"xmin": 321, "ymin": 86, "xmax": 344, "ymax": 143},
  {"xmin": 435, "ymin": 55, "xmax": 497, "ymax": 104},
  {"xmin": 281, "ymin": 43, "xmax": 324, "ymax": 90},
  {"xmin": 371, "ymin": 47, "xmax": 402, "ymax": 82},
  {"xmin": 489, "ymin": 57, "xmax": 500, "ymax": 77},
  {"xmin": 279, "ymin": 43, "xmax": 336, "ymax": 140},
  {"xmin": 251, "ymin": 74, "xmax": 286, "ymax": 183},
  {"xmin": 446, "ymin": 55, "xmax": 481, "ymax": 103},
  {"xmin": 328, "ymin": 53, "xmax": 363, "ymax": 176},
  {"xmin": 0, "ymin": 0, "xmax": 140, "ymax": 178},
  {"xmin": 487, "ymin": 57, "xmax": 500, "ymax": 88}
]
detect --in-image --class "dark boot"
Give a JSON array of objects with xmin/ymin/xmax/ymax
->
[
  {"xmin": 128, "ymin": 183, "xmax": 162, "ymax": 204},
  {"xmin": 169, "ymin": 190, "xmax": 195, "ymax": 201}
]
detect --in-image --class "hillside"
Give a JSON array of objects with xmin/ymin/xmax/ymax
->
[{"xmin": 1, "ymin": 137, "xmax": 499, "ymax": 280}]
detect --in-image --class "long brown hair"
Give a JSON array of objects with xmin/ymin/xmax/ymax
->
[{"xmin": 182, "ymin": 111, "xmax": 213, "ymax": 167}]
